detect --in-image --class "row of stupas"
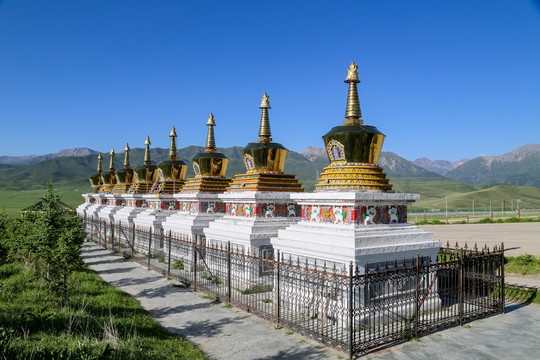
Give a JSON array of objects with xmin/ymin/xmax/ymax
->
[
  {"xmin": 88, "ymin": 62, "xmax": 391, "ymax": 195},
  {"xmin": 80, "ymin": 62, "xmax": 439, "ymax": 271}
]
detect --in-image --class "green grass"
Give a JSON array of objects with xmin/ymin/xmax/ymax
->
[
  {"xmin": 392, "ymin": 178, "xmax": 540, "ymax": 212},
  {"xmin": 0, "ymin": 263, "xmax": 208, "ymax": 360},
  {"xmin": 505, "ymin": 255, "xmax": 540, "ymax": 275},
  {"xmin": 0, "ymin": 186, "xmax": 85, "ymax": 217}
]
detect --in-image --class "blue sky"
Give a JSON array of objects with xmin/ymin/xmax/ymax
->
[{"xmin": 1, "ymin": 0, "xmax": 539, "ymax": 161}]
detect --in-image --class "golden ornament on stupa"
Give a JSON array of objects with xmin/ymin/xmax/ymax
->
[
  {"xmin": 112, "ymin": 143, "xmax": 134, "ymax": 193},
  {"xmin": 88, "ymin": 153, "xmax": 103, "ymax": 193},
  {"xmin": 315, "ymin": 62, "xmax": 392, "ymax": 192},
  {"xmin": 227, "ymin": 93, "xmax": 303, "ymax": 192},
  {"xmin": 156, "ymin": 126, "xmax": 188, "ymax": 193},
  {"xmin": 130, "ymin": 136, "xmax": 159, "ymax": 193},
  {"xmin": 182, "ymin": 114, "xmax": 232, "ymax": 193},
  {"xmin": 99, "ymin": 149, "xmax": 117, "ymax": 193}
]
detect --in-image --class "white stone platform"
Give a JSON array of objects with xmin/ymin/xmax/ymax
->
[
  {"xmin": 204, "ymin": 191, "xmax": 301, "ymax": 254},
  {"xmin": 271, "ymin": 192, "xmax": 441, "ymax": 271}
]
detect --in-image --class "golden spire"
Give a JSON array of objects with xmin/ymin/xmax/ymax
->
[
  {"xmin": 206, "ymin": 113, "xmax": 216, "ymax": 153},
  {"xmin": 144, "ymin": 136, "xmax": 152, "ymax": 165},
  {"xmin": 124, "ymin": 143, "xmax": 131, "ymax": 168},
  {"xmin": 258, "ymin": 93, "xmax": 272, "ymax": 143},
  {"xmin": 169, "ymin": 127, "xmax": 178, "ymax": 160},
  {"xmin": 109, "ymin": 148, "xmax": 115, "ymax": 172},
  {"xmin": 97, "ymin": 153, "xmax": 102, "ymax": 174},
  {"xmin": 344, "ymin": 61, "xmax": 363, "ymax": 125}
]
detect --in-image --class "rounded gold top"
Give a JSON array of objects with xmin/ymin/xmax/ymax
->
[{"xmin": 345, "ymin": 61, "xmax": 360, "ymax": 83}]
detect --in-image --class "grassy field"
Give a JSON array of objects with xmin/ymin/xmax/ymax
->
[
  {"xmin": 0, "ymin": 263, "xmax": 208, "ymax": 360},
  {"xmin": 0, "ymin": 186, "xmax": 86, "ymax": 217},
  {"xmin": 392, "ymin": 177, "xmax": 540, "ymax": 212}
]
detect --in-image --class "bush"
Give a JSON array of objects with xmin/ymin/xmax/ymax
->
[{"xmin": 477, "ymin": 218, "xmax": 492, "ymax": 224}]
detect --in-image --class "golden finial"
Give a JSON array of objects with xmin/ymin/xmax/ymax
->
[
  {"xmin": 97, "ymin": 153, "xmax": 102, "ymax": 174},
  {"xmin": 144, "ymin": 136, "xmax": 152, "ymax": 165},
  {"xmin": 345, "ymin": 61, "xmax": 360, "ymax": 82},
  {"xmin": 124, "ymin": 143, "xmax": 131, "ymax": 168},
  {"xmin": 344, "ymin": 61, "xmax": 363, "ymax": 125},
  {"xmin": 206, "ymin": 113, "xmax": 216, "ymax": 153},
  {"xmin": 109, "ymin": 148, "xmax": 115, "ymax": 172},
  {"xmin": 169, "ymin": 127, "xmax": 177, "ymax": 160},
  {"xmin": 258, "ymin": 93, "xmax": 272, "ymax": 143}
]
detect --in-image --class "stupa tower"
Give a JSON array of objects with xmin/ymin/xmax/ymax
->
[
  {"xmin": 131, "ymin": 136, "xmax": 159, "ymax": 193},
  {"xmin": 182, "ymin": 114, "xmax": 232, "ymax": 192},
  {"xmin": 157, "ymin": 127, "xmax": 188, "ymax": 193},
  {"xmin": 315, "ymin": 62, "xmax": 392, "ymax": 192},
  {"xmin": 112, "ymin": 143, "xmax": 134, "ymax": 193},
  {"xmin": 88, "ymin": 153, "xmax": 103, "ymax": 193},
  {"xmin": 99, "ymin": 149, "xmax": 117, "ymax": 193},
  {"xmin": 227, "ymin": 93, "xmax": 303, "ymax": 192}
]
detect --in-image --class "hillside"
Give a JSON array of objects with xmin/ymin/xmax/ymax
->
[
  {"xmin": 412, "ymin": 158, "xmax": 469, "ymax": 175},
  {"xmin": 445, "ymin": 151, "xmax": 540, "ymax": 187},
  {"xmin": 0, "ymin": 148, "xmax": 96, "ymax": 165},
  {"xmin": 3, "ymin": 145, "xmax": 540, "ymax": 216}
]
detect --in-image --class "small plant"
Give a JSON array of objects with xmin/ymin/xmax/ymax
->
[
  {"xmin": 411, "ymin": 337, "xmax": 420, "ymax": 342},
  {"xmin": 274, "ymin": 325, "xmax": 283, "ymax": 330},
  {"xmin": 477, "ymin": 218, "xmax": 492, "ymax": 224},
  {"xmin": 463, "ymin": 325, "xmax": 471, "ymax": 329},
  {"xmin": 202, "ymin": 295, "xmax": 221, "ymax": 303},
  {"xmin": 156, "ymin": 253, "xmax": 167, "ymax": 264},
  {"xmin": 262, "ymin": 298, "xmax": 273, "ymax": 303},
  {"xmin": 222, "ymin": 303, "xmax": 232, "ymax": 308},
  {"xmin": 285, "ymin": 331, "xmax": 293, "ymax": 335},
  {"xmin": 298, "ymin": 339, "xmax": 306, "ymax": 344},
  {"xmin": 171, "ymin": 259, "xmax": 185, "ymax": 270}
]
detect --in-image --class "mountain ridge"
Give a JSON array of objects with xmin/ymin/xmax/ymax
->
[{"xmin": 0, "ymin": 148, "xmax": 97, "ymax": 165}]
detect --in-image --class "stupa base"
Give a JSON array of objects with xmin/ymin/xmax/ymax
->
[
  {"xmin": 181, "ymin": 176, "xmax": 232, "ymax": 193},
  {"xmin": 271, "ymin": 192, "xmax": 441, "ymax": 272},
  {"xmin": 227, "ymin": 172, "xmax": 303, "ymax": 192},
  {"xmin": 111, "ymin": 183, "xmax": 132, "ymax": 194},
  {"xmin": 129, "ymin": 181, "xmax": 158, "ymax": 194},
  {"xmin": 157, "ymin": 180, "xmax": 185, "ymax": 194},
  {"xmin": 315, "ymin": 163, "xmax": 393, "ymax": 192}
]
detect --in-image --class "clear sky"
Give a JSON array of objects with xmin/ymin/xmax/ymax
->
[{"xmin": 1, "ymin": 0, "xmax": 539, "ymax": 161}]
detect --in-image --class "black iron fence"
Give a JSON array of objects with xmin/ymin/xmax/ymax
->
[{"xmin": 83, "ymin": 215, "xmax": 505, "ymax": 357}]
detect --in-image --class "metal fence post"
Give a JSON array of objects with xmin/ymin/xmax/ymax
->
[
  {"xmin": 104, "ymin": 222, "xmax": 108, "ymax": 249},
  {"xmin": 111, "ymin": 221, "xmax": 115, "ymax": 253},
  {"xmin": 193, "ymin": 235, "xmax": 198, "ymax": 291},
  {"xmin": 349, "ymin": 261, "xmax": 354, "ymax": 359},
  {"xmin": 501, "ymin": 243, "xmax": 505, "ymax": 313},
  {"xmin": 147, "ymin": 227, "xmax": 152, "ymax": 268},
  {"xmin": 276, "ymin": 250, "xmax": 281, "ymax": 324},
  {"xmin": 90, "ymin": 215, "xmax": 94, "ymax": 242},
  {"xmin": 459, "ymin": 249, "xmax": 464, "ymax": 325},
  {"xmin": 167, "ymin": 230, "xmax": 172, "ymax": 276},
  {"xmin": 414, "ymin": 253, "xmax": 420, "ymax": 339},
  {"xmin": 131, "ymin": 223, "xmax": 135, "ymax": 261},
  {"xmin": 227, "ymin": 241, "xmax": 232, "ymax": 303}
]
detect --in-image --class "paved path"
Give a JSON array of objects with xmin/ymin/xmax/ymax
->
[
  {"xmin": 83, "ymin": 243, "xmax": 540, "ymax": 360},
  {"xmin": 362, "ymin": 302, "xmax": 540, "ymax": 360},
  {"xmin": 82, "ymin": 243, "xmax": 343, "ymax": 360},
  {"xmin": 420, "ymin": 222, "xmax": 540, "ymax": 256}
]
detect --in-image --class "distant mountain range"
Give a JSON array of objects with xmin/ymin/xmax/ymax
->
[
  {"xmin": 1, "ymin": 143, "xmax": 539, "ymax": 192},
  {"xmin": 412, "ymin": 143, "xmax": 540, "ymax": 188},
  {"xmin": 0, "ymin": 148, "xmax": 96, "ymax": 165},
  {"xmin": 411, "ymin": 158, "xmax": 469, "ymax": 176}
]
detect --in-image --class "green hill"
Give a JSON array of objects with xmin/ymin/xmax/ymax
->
[
  {"xmin": 2, "ymin": 146, "xmax": 540, "ymax": 217},
  {"xmin": 445, "ymin": 151, "xmax": 540, "ymax": 187}
]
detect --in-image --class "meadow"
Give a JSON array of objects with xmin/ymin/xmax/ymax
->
[{"xmin": 0, "ymin": 263, "xmax": 208, "ymax": 360}]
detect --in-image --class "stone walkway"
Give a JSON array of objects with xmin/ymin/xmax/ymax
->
[{"xmin": 82, "ymin": 243, "xmax": 540, "ymax": 360}]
